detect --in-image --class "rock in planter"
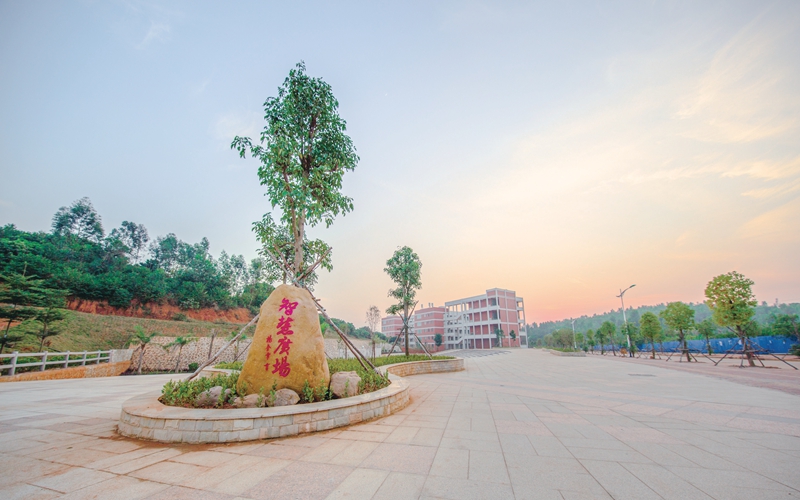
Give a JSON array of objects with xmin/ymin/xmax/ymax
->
[
  {"xmin": 237, "ymin": 284, "xmax": 330, "ymax": 396},
  {"xmin": 330, "ymin": 371, "xmax": 361, "ymax": 398},
  {"xmin": 273, "ymin": 388, "xmax": 300, "ymax": 406},
  {"xmin": 233, "ymin": 394, "xmax": 262, "ymax": 408},
  {"xmin": 196, "ymin": 386, "xmax": 231, "ymax": 407}
]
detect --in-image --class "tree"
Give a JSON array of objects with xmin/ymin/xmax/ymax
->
[
  {"xmin": 51, "ymin": 197, "xmax": 104, "ymax": 242},
  {"xmin": 620, "ymin": 322, "xmax": 639, "ymax": 355},
  {"xmin": 0, "ymin": 272, "xmax": 48, "ymax": 353},
  {"xmin": 660, "ymin": 302, "xmax": 696, "ymax": 362},
  {"xmin": 594, "ymin": 328, "xmax": 606, "ymax": 354},
  {"xmin": 598, "ymin": 321, "xmax": 616, "ymax": 354},
  {"xmin": 510, "ymin": 330, "xmax": 517, "ymax": 342},
  {"xmin": 434, "ymin": 333, "xmax": 443, "ymax": 347},
  {"xmin": 585, "ymin": 329, "xmax": 595, "ymax": 352},
  {"xmin": 705, "ymin": 271, "xmax": 758, "ymax": 366},
  {"xmin": 639, "ymin": 312, "xmax": 662, "ymax": 359},
  {"xmin": 366, "ymin": 305, "xmax": 382, "ymax": 360},
  {"xmin": 31, "ymin": 291, "xmax": 69, "ymax": 351},
  {"xmin": 696, "ymin": 318, "xmax": 717, "ymax": 355},
  {"xmin": 384, "ymin": 246, "xmax": 422, "ymax": 356},
  {"xmin": 131, "ymin": 326, "xmax": 157, "ymax": 375},
  {"xmin": 772, "ymin": 314, "xmax": 800, "ymax": 341},
  {"xmin": 109, "ymin": 221, "xmax": 149, "ymax": 263},
  {"xmin": 164, "ymin": 336, "xmax": 196, "ymax": 373},
  {"xmin": 232, "ymin": 62, "xmax": 358, "ymax": 282},
  {"xmin": 494, "ymin": 327, "xmax": 505, "ymax": 347}
]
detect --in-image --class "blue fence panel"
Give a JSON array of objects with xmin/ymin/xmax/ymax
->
[{"xmin": 592, "ymin": 336, "xmax": 797, "ymax": 354}]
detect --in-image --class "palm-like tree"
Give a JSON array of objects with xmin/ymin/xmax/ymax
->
[
  {"xmin": 131, "ymin": 326, "xmax": 157, "ymax": 375},
  {"xmin": 164, "ymin": 336, "xmax": 196, "ymax": 373}
]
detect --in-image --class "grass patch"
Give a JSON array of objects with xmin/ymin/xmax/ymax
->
[{"xmin": 160, "ymin": 371, "xmax": 243, "ymax": 408}]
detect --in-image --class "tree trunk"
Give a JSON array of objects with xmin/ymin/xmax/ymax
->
[
  {"xmin": 739, "ymin": 327, "xmax": 755, "ymax": 367},
  {"xmin": 175, "ymin": 346, "xmax": 182, "ymax": 373},
  {"xmin": 404, "ymin": 305, "xmax": 409, "ymax": 356},
  {"xmin": 293, "ymin": 213, "xmax": 305, "ymax": 276},
  {"xmin": 651, "ymin": 342, "xmax": 656, "ymax": 359},
  {"xmin": 138, "ymin": 345, "xmax": 145, "ymax": 375},
  {"xmin": 207, "ymin": 330, "xmax": 216, "ymax": 360}
]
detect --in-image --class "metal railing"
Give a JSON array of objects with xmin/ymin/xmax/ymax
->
[{"xmin": 0, "ymin": 350, "xmax": 111, "ymax": 376}]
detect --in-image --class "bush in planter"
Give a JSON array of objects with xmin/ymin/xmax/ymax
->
[{"xmin": 188, "ymin": 362, "xmax": 199, "ymax": 372}]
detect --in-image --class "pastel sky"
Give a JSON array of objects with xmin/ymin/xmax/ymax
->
[{"xmin": 1, "ymin": 1, "xmax": 799, "ymax": 325}]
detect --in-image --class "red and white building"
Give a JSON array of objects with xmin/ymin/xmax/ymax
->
[{"xmin": 381, "ymin": 288, "xmax": 527, "ymax": 351}]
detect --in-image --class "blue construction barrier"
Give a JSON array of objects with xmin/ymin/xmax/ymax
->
[{"xmin": 594, "ymin": 335, "xmax": 798, "ymax": 354}]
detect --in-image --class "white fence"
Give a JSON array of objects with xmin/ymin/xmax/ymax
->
[{"xmin": 0, "ymin": 350, "xmax": 112, "ymax": 376}]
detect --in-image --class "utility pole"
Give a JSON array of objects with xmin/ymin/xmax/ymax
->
[{"xmin": 617, "ymin": 284, "xmax": 636, "ymax": 357}]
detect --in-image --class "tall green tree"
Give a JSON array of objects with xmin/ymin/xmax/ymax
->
[
  {"xmin": 109, "ymin": 221, "xmax": 149, "ymax": 263},
  {"xmin": 660, "ymin": 301, "xmax": 696, "ymax": 362},
  {"xmin": 51, "ymin": 197, "xmax": 104, "ymax": 243},
  {"xmin": 705, "ymin": 271, "xmax": 758, "ymax": 366},
  {"xmin": 585, "ymin": 329, "xmax": 595, "ymax": 352},
  {"xmin": 384, "ymin": 246, "xmax": 422, "ymax": 356},
  {"xmin": 594, "ymin": 328, "xmax": 606, "ymax": 354},
  {"xmin": 639, "ymin": 312, "xmax": 663, "ymax": 359},
  {"xmin": 232, "ymin": 62, "xmax": 358, "ymax": 281},
  {"xmin": 772, "ymin": 314, "xmax": 799, "ymax": 341}
]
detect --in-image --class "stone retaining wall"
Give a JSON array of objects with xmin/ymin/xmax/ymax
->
[{"xmin": 118, "ymin": 357, "xmax": 463, "ymax": 444}]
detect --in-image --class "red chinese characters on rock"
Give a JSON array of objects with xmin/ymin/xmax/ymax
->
[{"xmin": 266, "ymin": 298, "xmax": 299, "ymax": 378}]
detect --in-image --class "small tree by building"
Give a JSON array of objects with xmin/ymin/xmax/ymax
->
[
  {"xmin": 366, "ymin": 305, "xmax": 382, "ymax": 360},
  {"xmin": 660, "ymin": 302, "xmax": 695, "ymax": 362},
  {"xmin": 704, "ymin": 271, "xmax": 758, "ymax": 366},
  {"xmin": 495, "ymin": 327, "xmax": 505, "ymax": 347},
  {"xmin": 509, "ymin": 330, "xmax": 516, "ymax": 343},
  {"xmin": 384, "ymin": 247, "xmax": 422, "ymax": 356},
  {"xmin": 598, "ymin": 321, "xmax": 616, "ymax": 354},
  {"xmin": 434, "ymin": 333, "xmax": 443, "ymax": 347}
]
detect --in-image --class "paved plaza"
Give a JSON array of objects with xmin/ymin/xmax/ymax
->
[{"xmin": 1, "ymin": 349, "xmax": 799, "ymax": 499}]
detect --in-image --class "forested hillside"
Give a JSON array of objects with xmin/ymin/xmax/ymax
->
[{"xmin": 1, "ymin": 198, "xmax": 275, "ymax": 314}]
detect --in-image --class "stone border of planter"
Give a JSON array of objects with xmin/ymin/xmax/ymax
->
[
  {"xmin": 117, "ymin": 357, "xmax": 464, "ymax": 444},
  {"xmin": 548, "ymin": 350, "xmax": 586, "ymax": 357}
]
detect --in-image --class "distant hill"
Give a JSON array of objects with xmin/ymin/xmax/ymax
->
[{"xmin": 526, "ymin": 301, "xmax": 800, "ymax": 342}]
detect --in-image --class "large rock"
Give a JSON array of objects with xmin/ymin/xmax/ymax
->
[
  {"xmin": 273, "ymin": 388, "xmax": 300, "ymax": 406},
  {"xmin": 233, "ymin": 394, "xmax": 262, "ymax": 408},
  {"xmin": 330, "ymin": 371, "xmax": 361, "ymax": 398},
  {"xmin": 237, "ymin": 284, "xmax": 330, "ymax": 395},
  {"xmin": 196, "ymin": 386, "xmax": 231, "ymax": 407}
]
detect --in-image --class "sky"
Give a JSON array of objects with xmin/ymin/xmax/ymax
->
[{"xmin": 1, "ymin": 1, "xmax": 799, "ymax": 326}]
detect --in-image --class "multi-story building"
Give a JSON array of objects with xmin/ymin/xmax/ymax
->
[
  {"xmin": 381, "ymin": 288, "xmax": 527, "ymax": 351},
  {"xmin": 444, "ymin": 288, "xmax": 527, "ymax": 349}
]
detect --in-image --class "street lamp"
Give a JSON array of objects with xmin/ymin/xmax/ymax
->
[
  {"xmin": 571, "ymin": 318, "xmax": 577, "ymax": 350},
  {"xmin": 617, "ymin": 284, "xmax": 636, "ymax": 356}
]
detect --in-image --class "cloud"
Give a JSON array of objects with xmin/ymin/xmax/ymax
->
[
  {"xmin": 738, "ymin": 197, "xmax": 800, "ymax": 241},
  {"xmin": 136, "ymin": 21, "xmax": 170, "ymax": 49}
]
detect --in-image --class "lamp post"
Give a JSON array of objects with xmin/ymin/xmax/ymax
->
[
  {"xmin": 571, "ymin": 319, "xmax": 577, "ymax": 350},
  {"xmin": 617, "ymin": 284, "xmax": 636, "ymax": 356}
]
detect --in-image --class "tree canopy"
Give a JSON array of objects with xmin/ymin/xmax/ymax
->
[{"xmin": 232, "ymin": 62, "xmax": 358, "ymax": 282}]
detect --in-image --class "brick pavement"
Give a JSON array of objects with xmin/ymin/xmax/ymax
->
[{"xmin": 1, "ymin": 349, "xmax": 799, "ymax": 499}]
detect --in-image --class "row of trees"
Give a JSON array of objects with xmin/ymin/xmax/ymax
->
[{"xmin": 535, "ymin": 272, "xmax": 799, "ymax": 366}]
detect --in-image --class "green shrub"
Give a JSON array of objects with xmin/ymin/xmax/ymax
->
[
  {"xmin": 187, "ymin": 362, "xmax": 199, "ymax": 372},
  {"xmin": 172, "ymin": 313, "xmax": 189, "ymax": 322},
  {"xmin": 215, "ymin": 361, "xmax": 243, "ymax": 370},
  {"xmin": 160, "ymin": 372, "xmax": 242, "ymax": 408}
]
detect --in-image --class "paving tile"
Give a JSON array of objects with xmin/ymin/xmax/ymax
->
[
  {"xmin": 373, "ymin": 472, "xmax": 427, "ymax": 500},
  {"xmin": 103, "ymin": 448, "xmax": 183, "ymax": 474},
  {"xmin": 58, "ymin": 475, "xmax": 170, "ymax": 500},
  {"xmin": 360, "ymin": 442, "xmax": 437, "ymax": 474},
  {"xmin": 0, "ymin": 482, "xmax": 61, "ymax": 500},
  {"xmin": 0, "ymin": 456, "xmax": 71, "ymax": 487},
  {"xmin": 146, "ymin": 485, "xmax": 237, "ymax": 499},
  {"xmin": 421, "ymin": 475, "xmax": 516, "ymax": 500},
  {"xmin": 31, "ymin": 466, "xmax": 116, "ymax": 494},
  {"xmin": 244, "ymin": 461, "xmax": 353, "ymax": 500},
  {"xmin": 169, "ymin": 450, "xmax": 238, "ymax": 467},
  {"xmin": 205, "ymin": 457, "xmax": 292, "ymax": 496},
  {"xmin": 324, "ymin": 467, "xmax": 389, "ymax": 500},
  {"xmin": 429, "ymin": 447, "xmax": 469, "ymax": 479},
  {"xmin": 129, "ymin": 460, "xmax": 209, "ymax": 484},
  {"xmin": 621, "ymin": 462, "xmax": 713, "ymax": 499},
  {"xmin": 580, "ymin": 459, "xmax": 663, "ymax": 500}
]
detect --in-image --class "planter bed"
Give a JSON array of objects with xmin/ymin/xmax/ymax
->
[{"xmin": 117, "ymin": 357, "xmax": 464, "ymax": 444}]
